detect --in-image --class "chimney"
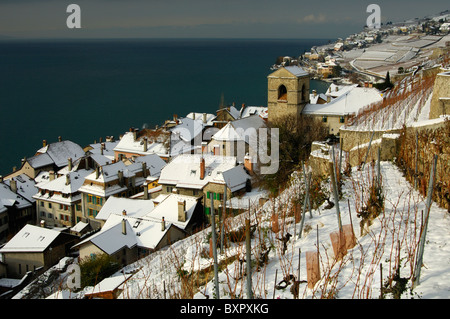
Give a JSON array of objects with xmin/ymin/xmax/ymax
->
[
  {"xmin": 161, "ymin": 217, "xmax": 165, "ymax": 231},
  {"xmin": 99, "ymin": 137, "xmax": 103, "ymax": 143},
  {"xmin": 335, "ymin": 86, "xmax": 339, "ymax": 92},
  {"xmin": 122, "ymin": 218, "xmax": 127, "ymax": 235},
  {"xmin": 49, "ymin": 171, "xmax": 55, "ymax": 181},
  {"xmin": 122, "ymin": 210, "xmax": 127, "ymax": 216},
  {"xmin": 143, "ymin": 137, "xmax": 148, "ymax": 152},
  {"xmin": 43, "ymin": 140, "xmax": 47, "ymax": 147},
  {"xmin": 327, "ymin": 96, "xmax": 331, "ymax": 103},
  {"xmin": 142, "ymin": 162, "xmax": 148, "ymax": 178},
  {"xmin": 100, "ymin": 143, "xmax": 105, "ymax": 155},
  {"xmin": 10, "ymin": 179, "xmax": 17, "ymax": 193},
  {"xmin": 68, "ymin": 157, "xmax": 73, "ymax": 171},
  {"xmin": 369, "ymin": 82, "xmax": 373, "ymax": 88},
  {"xmin": 192, "ymin": 113, "xmax": 196, "ymax": 120},
  {"xmin": 40, "ymin": 220, "xmax": 46, "ymax": 228},
  {"xmin": 143, "ymin": 183, "xmax": 149, "ymax": 200},
  {"xmin": 364, "ymin": 82, "xmax": 369, "ymax": 88},
  {"xmin": 65, "ymin": 174, "xmax": 70, "ymax": 186},
  {"xmin": 244, "ymin": 154, "xmax": 253, "ymax": 174},
  {"xmin": 200, "ymin": 157, "xmax": 205, "ymax": 180},
  {"xmin": 95, "ymin": 166, "xmax": 100, "ymax": 179},
  {"xmin": 313, "ymin": 89, "xmax": 317, "ymax": 97},
  {"xmin": 12, "ymin": 166, "xmax": 16, "ymax": 172},
  {"xmin": 241, "ymin": 103, "xmax": 246, "ymax": 110},
  {"xmin": 202, "ymin": 113, "xmax": 207, "ymax": 124},
  {"xmin": 58, "ymin": 136, "xmax": 62, "ymax": 142},
  {"xmin": 118, "ymin": 170, "xmax": 124, "ymax": 187},
  {"xmin": 0, "ymin": 175, "xmax": 3, "ymax": 183},
  {"xmin": 173, "ymin": 114, "xmax": 178, "ymax": 122},
  {"xmin": 201, "ymin": 142, "xmax": 207, "ymax": 154},
  {"xmin": 178, "ymin": 200, "xmax": 186, "ymax": 222}
]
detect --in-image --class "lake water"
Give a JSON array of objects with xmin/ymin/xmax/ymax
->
[{"xmin": 0, "ymin": 38, "xmax": 331, "ymax": 175}]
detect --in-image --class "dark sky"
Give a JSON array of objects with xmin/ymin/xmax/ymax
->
[{"xmin": 0, "ymin": 0, "xmax": 448, "ymax": 39}]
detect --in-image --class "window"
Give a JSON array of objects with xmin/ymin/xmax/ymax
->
[
  {"xmin": 206, "ymin": 191, "xmax": 210, "ymax": 199},
  {"xmin": 40, "ymin": 202, "xmax": 44, "ymax": 207},
  {"xmin": 60, "ymin": 204, "xmax": 63, "ymax": 209},
  {"xmin": 205, "ymin": 207, "xmax": 210, "ymax": 215},
  {"xmin": 48, "ymin": 203, "xmax": 52, "ymax": 209},
  {"xmin": 278, "ymin": 85, "xmax": 287, "ymax": 101},
  {"xmin": 88, "ymin": 195, "xmax": 93, "ymax": 203},
  {"xmin": 340, "ymin": 116, "xmax": 345, "ymax": 123},
  {"xmin": 76, "ymin": 205, "xmax": 81, "ymax": 211},
  {"xmin": 88, "ymin": 209, "xmax": 93, "ymax": 217},
  {"xmin": 92, "ymin": 196, "xmax": 97, "ymax": 205},
  {"xmin": 322, "ymin": 116, "xmax": 328, "ymax": 123}
]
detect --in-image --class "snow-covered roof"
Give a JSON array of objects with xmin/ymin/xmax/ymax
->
[
  {"xmin": 3, "ymin": 174, "xmax": 37, "ymax": 203},
  {"xmin": 95, "ymin": 197, "xmax": 155, "ymax": 221},
  {"xmin": 212, "ymin": 115, "xmax": 266, "ymax": 144},
  {"xmin": 74, "ymin": 194, "xmax": 199, "ymax": 253},
  {"xmin": 84, "ymin": 273, "xmax": 132, "ymax": 296},
  {"xmin": 70, "ymin": 221, "xmax": 90, "ymax": 233},
  {"xmin": 87, "ymin": 141, "xmax": 119, "ymax": 158},
  {"xmin": 36, "ymin": 140, "xmax": 85, "ymax": 168},
  {"xmin": 158, "ymin": 154, "xmax": 237, "ymax": 190},
  {"xmin": 34, "ymin": 169, "xmax": 93, "ymax": 196},
  {"xmin": 185, "ymin": 112, "xmax": 216, "ymax": 126},
  {"xmin": 113, "ymin": 132, "xmax": 169, "ymax": 158},
  {"xmin": 131, "ymin": 154, "xmax": 166, "ymax": 178},
  {"xmin": 303, "ymin": 86, "xmax": 383, "ymax": 116},
  {"xmin": 0, "ymin": 224, "xmax": 62, "ymax": 253},
  {"xmin": 211, "ymin": 122, "xmax": 244, "ymax": 142},
  {"xmin": 283, "ymin": 65, "xmax": 309, "ymax": 77},
  {"xmin": 27, "ymin": 153, "xmax": 53, "ymax": 169},
  {"xmin": 0, "ymin": 181, "xmax": 33, "ymax": 210},
  {"xmin": 222, "ymin": 165, "xmax": 251, "ymax": 193},
  {"xmin": 239, "ymin": 106, "xmax": 267, "ymax": 119}
]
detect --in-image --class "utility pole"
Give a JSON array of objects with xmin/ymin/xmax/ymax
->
[
  {"xmin": 412, "ymin": 154, "xmax": 438, "ymax": 288},
  {"xmin": 246, "ymin": 218, "xmax": 253, "ymax": 299},
  {"xmin": 211, "ymin": 196, "xmax": 220, "ymax": 299}
]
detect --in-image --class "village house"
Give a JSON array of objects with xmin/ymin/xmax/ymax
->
[
  {"xmin": 72, "ymin": 193, "xmax": 202, "ymax": 266},
  {"xmin": 0, "ymin": 224, "xmax": 79, "ymax": 279},
  {"xmin": 78, "ymin": 154, "xmax": 166, "ymax": 229},
  {"xmin": 33, "ymin": 168, "xmax": 94, "ymax": 228},
  {"xmin": 302, "ymin": 83, "xmax": 383, "ymax": 135},
  {"xmin": 0, "ymin": 176, "xmax": 36, "ymax": 243},
  {"xmin": 113, "ymin": 127, "xmax": 171, "ymax": 162},
  {"xmin": 157, "ymin": 154, "xmax": 252, "ymax": 220},
  {"xmin": 5, "ymin": 139, "xmax": 85, "ymax": 180},
  {"xmin": 207, "ymin": 114, "xmax": 267, "ymax": 165}
]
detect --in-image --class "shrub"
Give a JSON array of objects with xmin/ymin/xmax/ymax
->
[{"xmin": 79, "ymin": 253, "xmax": 121, "ymax": 288}]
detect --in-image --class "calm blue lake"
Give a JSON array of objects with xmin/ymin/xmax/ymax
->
[{"xmin": 0, "ymin": 38, "xmax": 331, "ymax": 175}]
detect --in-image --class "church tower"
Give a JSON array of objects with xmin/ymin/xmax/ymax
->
[{"xmin": 267, "ymin": 66, "xmax": 310, "ymax": 125}]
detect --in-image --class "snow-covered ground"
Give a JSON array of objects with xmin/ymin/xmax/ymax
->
[{"xmin": 26, "ymin": 160, "xmax": 448, "ymax": 300}]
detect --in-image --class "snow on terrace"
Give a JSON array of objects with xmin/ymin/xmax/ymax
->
[
  {"xmin": 344, "ymin": 75, "xmax": 435, "ymax": 131},
  {"xmin": 38, "ymin": 161, "xmax": 450, "ymax": 299},
  {"xmin": 107, "ymin": 161, "xmax": 450, "ymax": 299}
]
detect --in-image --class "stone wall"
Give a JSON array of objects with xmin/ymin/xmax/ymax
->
[
  {"xmin": 429, "ymin": 71, "xmax": 450, "ymax": 119},
  {"xmin": 397, "ymin": 119, "xmax": 450, "ymax": 211}
]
